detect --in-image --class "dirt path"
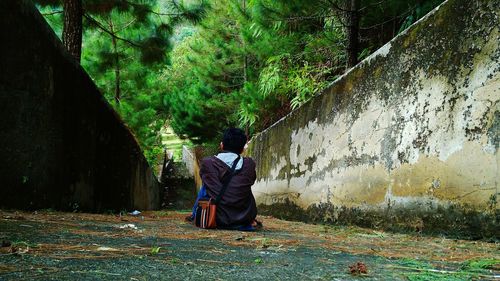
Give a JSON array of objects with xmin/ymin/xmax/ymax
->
[{"xmin": 0, "ymin": 210, "xmax": 498, "ymax": 280}]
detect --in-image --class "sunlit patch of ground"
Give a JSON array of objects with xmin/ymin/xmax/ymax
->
[{"xmin": 0, "ymin": 210, "xmax": 498, "ymax": 280}]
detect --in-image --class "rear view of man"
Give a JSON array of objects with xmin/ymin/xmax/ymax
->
[{"xmin": 188, "ymin": 128, "xmax": 261, "ymax": 230}]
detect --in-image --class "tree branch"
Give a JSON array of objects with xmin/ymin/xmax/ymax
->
[
  {"xmin": 123, "ymin": 0, "xmax": 185, "ymax": 18},
  {"xmin": 359, "ymin": 6, "xmax": 412, "ymax": 30},
  {"xmin": 116, "ymin": 19, "xmax": 138, "ymax": 32},
  {"xmin": 42, "ymin": 10, "xmax": 63, "ymax": 16},
  {"xmin": 84, "ymin": 14, "xmax": 142, "ymax": 48},
  {"xmin": 359, "ymin": 0, "xmax": 389, "ymax": 12}
]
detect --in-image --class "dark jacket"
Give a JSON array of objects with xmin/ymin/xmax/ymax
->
[{"xmin": 200, "ymin": 156, "xmax": 257, "ymax": 227}]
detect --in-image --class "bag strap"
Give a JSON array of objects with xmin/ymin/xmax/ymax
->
[{"xmin": 214, "ymin": 155, "xmax": 241, "ymax": 204}]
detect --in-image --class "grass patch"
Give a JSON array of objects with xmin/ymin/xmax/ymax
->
[
  {"xmin": 396, "ymin": 258, "xmax": 499, "ymax": 281},
  {"xmin": 461, "ymin": 258, "xmax": 500, "ymax": 272}
]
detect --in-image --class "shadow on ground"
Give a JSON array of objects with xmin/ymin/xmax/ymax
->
[{"xmin": 0, "ymin": 210, "xmax": 498, "ymax": 280}]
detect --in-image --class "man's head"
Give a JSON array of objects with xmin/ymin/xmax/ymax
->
[{"xmin": 221, "ymin": 128, "xmax": 247, "ymax": 154}]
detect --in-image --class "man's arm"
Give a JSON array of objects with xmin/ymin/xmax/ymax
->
[{"xmin": 199, "ymin": 158, "xmax": 222, "ymax": 198}]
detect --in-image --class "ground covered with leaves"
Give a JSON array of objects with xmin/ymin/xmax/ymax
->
[{"xmin": 0, "ymin": 210, "xmax": 498, "ymax": 280}]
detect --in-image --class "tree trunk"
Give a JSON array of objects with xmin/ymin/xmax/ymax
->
[
  {"xmin": 113, "ymin": 38, "xmax": 121, "ymax": 104},
  {"xmin": 242, "ymin": 0, "xmax": 248, "ymax": 84},
  {"xmin": 243, "ymin": 0, "xmax": 249, "ymax": 136},
  {"xmin": 345, "ymin": 0, "xmax": 360, "ymax": 68},
  {"xmin": 62, "ymin": 0, "xmax": 83, "ymax": 62},
  {"xmin": 109, "ymin": 19, "xmax": 121, "ymax": 103}
]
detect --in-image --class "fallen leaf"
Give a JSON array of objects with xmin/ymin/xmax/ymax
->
[{"xmin": 349, "ymin": 262, "xmax": 368, "ymax": 275}]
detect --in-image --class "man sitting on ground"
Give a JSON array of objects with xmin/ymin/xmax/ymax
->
[{"xmin": 187, "ymin": 128, "xmax": 261, "ymax": 231}]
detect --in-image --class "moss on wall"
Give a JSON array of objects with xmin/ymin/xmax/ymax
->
[{"xmin": 259, "ymin": 199, "xmax": 499, "ymax": 240}]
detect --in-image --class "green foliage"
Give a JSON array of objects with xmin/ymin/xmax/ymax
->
[
  {"xmin": 39, "ymin": 0, "xmax": 445, "ymax": 155},
  {"xmin": 161, "ymin": 0, "xmax": 443, "ymax": 144},
  {"xmin": 80, "ymin": 12, "xmax": 168, "ymax": 164},
  {"xmin": 162, "ymin": 0, "xmax": 341, "ymax": 142},
  {"xmin": 39, "ymin": 0, "xmax": 207, "ymax": 165}
]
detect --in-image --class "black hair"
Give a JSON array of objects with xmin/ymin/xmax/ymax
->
[{"xmin": 222, "ymin": 128, "xmax": 247, "ymax": 154}]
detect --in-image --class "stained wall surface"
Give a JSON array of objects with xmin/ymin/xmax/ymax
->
[
  {"xmin": 248, "ymin": 0, "xmax": 499, "ymax": 235},
  {"xmin": 0, "ymin": 0, "xmax": 160, "ymax": 211}
]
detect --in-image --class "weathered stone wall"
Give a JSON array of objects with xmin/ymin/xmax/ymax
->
[
  {"xmin": 248, "ymin": 0, "xmax": 499, "ymax": 237},
  {"xmin": 0, "ymin": 0, "xmax": 160, "ymax": 211},
  {"xmin": 162, "ymin": 161, "xmax": 196, "ymax": 209},
  {"xmin": 182, "ymin": 146, "xmax": 196, "ymax": 177},
  {"xmin": 181, "ymin": 145, "xmax": 203, "ymax": 189}
]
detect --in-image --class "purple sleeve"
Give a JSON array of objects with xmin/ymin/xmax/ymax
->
[{"xmin": 199, "ymin": 158, "xmax": 222, "ymax": 198}]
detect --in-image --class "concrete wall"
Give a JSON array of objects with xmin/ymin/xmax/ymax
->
[
  {"xmin": 248, "ymin": 0, "xmax": 499, "ymax": 236},
  {"xmin": 0, "ymin": 0, "xmax": 160, "ymax": 211},
  {"xmin": 182, "ymin": 146, "xmax": 196, "ymax": 177},
  {"xmin": 181, "ymin": 145, "xmax": 203, "ymax": 190}
]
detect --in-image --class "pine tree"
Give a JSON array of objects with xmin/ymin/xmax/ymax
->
[
  {"xmin": 37, "ymin": 0, "xmax": 207, "ymax": 64},
  {"xmin": 162, "ymin": 0, "xmax": 444, "ymax": 143},
  {"xmin": 38, "ymin": 0, "xmax": 208, "ymax": 164},
  {"xmin": 39, "ymin": 0, "xmax": 445, "ymax": 152}
]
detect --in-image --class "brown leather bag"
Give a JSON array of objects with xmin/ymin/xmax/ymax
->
[
  {"xmin": 196, "ymin": 198, "xmax": 217, "ymax": 228},
  {"xmin": 195, "ymin": 156, "xmax": 240, "ymax": 229}
]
